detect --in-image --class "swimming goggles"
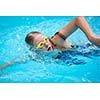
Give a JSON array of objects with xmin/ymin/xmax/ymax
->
[{"xmin": 36, "ymin": 37, "xmax": 49, "ymax": 49}]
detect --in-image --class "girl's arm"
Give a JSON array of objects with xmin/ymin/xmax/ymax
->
[
  {"xmin": 52, "ymin": 16, "xmax": 100, "ymax": 48},
  {"xmin": 0, "ymin": 60, "xmax": 16, "ymax": 69},
  {"xmin": 59, "ymin": 16, "xmax": 100, "ymax": 47},
  {"xmin": 0, "ymin": 54, "xmax": 32, "ymax": 69}
]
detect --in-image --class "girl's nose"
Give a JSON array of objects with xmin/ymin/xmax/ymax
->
[{"xmin": 45, "ymin": 43, "xmax": 49, "ymax": 48}]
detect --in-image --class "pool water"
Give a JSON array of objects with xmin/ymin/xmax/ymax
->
[{"xmin": 0, "ymin": 16, "xmax": 100, "ymax": 83}]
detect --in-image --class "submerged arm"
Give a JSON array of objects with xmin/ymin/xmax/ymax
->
[
  {"xmin": 0, "ymin": 60, "xmax": 16, "ymax": 69},
  {"xmin": 0, "ymin": 53, "xmax": 33, "ymax": 69}
]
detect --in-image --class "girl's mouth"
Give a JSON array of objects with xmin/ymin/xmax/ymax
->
[
  {"xmin": 43, "ymin": 43, "xmax": 54, "ymax": 51},
  {"xmin": 47, "ymin": 46, "xmax": 51, "ymax": 51}
]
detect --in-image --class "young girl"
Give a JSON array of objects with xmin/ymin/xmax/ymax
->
[
  {"xmin": 25, "ymin": 16, "xmax": 100, "ymax": 51},
  {"xmin": 0, "ymin": 16, "xmax": 100, "ymax": 69}
]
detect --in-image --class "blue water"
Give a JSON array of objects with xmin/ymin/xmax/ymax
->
[{"xmin": 0, "ymin": 16, "xmax": 100, "ymax": 83}]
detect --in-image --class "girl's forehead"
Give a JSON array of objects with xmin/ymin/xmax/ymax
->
[
  {"xmin": 34, "ymin": 34, "xmax": 45, "ymax": 44},
  {"xmin": 35, "ymin": 34, "xmax": 44, "ymax": 39},
  {"xmin": 35, "ymin": 34, "xmax": 45, "ymax": 41}
]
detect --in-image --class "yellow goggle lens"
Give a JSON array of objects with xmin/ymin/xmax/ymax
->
[
  {"xmin": 36, "ymin": 37, "xmax": 49, "ymax": 49},
  {"xmin": 37, "ymin": 42, "xmax": 44, "ymax": 48}
]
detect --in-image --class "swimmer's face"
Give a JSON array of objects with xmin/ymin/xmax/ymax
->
[
  {"xmin": 34, "ymin": 34, "xmax": 54, "ymax": 51},
  {"xmin": 25, "ymin": 32, "xmax": 54, "ymax": 51}
]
